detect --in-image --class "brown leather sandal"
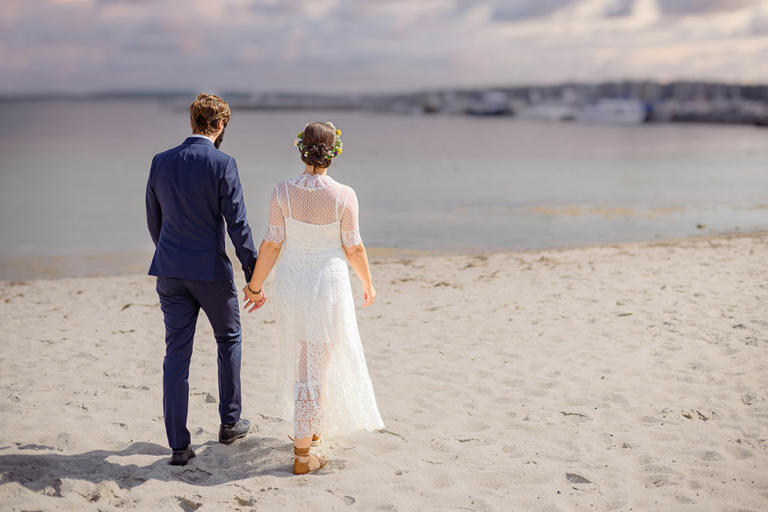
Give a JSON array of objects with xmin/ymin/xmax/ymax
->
[{"xmin": 293, "ymin": 446, "xmax": 328, "ymax": 475}]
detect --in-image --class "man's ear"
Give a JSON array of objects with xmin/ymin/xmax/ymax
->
[{"xmin": 218, "ymin": 120, "xmax": 224, "ymax": 131}]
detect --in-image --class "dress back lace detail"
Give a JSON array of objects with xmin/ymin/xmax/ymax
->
[{"xmin": 264, "ymin": 173, "xmax": 383, "ymax": 439}]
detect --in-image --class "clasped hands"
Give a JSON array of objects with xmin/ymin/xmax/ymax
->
[{"xmin": 242, "ymin": 284, "xmax": 267, "ymax": 312}]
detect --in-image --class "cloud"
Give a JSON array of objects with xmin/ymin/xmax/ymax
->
[
  {"xmin": 490, "ymin": 0, "xmax": 577, "ymax": 21},
  {"xmin": 604, "ymin": 0, "xmax": 636, "ymax": 17},
  {"xmin": 1, "ymin": 0, "xmax": 768, "ymax": 94},
  {"xmin": 752, "ymin": 14, "xmax": 768, "ymax": 33},
  {"xmin": 249, "ymin": 1, "xmax": 287, "ymax": 14},
  {"xmin": 656, "ymin": 0, "xmax": 760, "ymax": 15},
  {"xmin": 97, "ymin": 0, "xmax": 153, "ymax": 5}
]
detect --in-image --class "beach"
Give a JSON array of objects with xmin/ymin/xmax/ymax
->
[{"xmin": 1, "ymin": 232, "xmax": 767, "ymax": 511}]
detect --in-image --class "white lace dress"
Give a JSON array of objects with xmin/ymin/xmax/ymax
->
[{"xmin": 264, "ymin": 173, "xmax": 384, "ymax": 439}]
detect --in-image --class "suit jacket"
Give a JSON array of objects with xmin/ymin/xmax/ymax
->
[{"xmin": 146, "ymin": 136, "xmax": 257, "ymax": 283}]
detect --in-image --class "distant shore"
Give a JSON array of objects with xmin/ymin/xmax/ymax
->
[{"xmin": 3, "ymin": 79, "xmax": 768, "ymax": 127}]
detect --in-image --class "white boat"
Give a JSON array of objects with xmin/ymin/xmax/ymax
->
[
  {"xmin": 467, "ymin": 91, "xmax": 512, "ymax": 116},
  {"xmin": 576, "ymin": 99, "xmax": 647, "ymax": 125},
  {"xmin": 516, "ymin": 103, "xmax": 577, "ymax": 122}
]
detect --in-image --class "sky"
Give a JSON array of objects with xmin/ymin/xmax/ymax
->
[{"xmin": 2, "ymin": 0, "xmax": 768, "ymax": 94}]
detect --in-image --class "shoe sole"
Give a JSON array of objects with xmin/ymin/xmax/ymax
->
[
  {"xmin": 293, "ymin": 458, "xmax": 328, "ymax": 475},
  {"xmin": 219, "ymin": 432, "xmax": 247, "ymax": 445}
]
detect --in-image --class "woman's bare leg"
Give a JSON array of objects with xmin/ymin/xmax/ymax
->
[
  {"xmin": 294, "ymin": 435, "xmax": 312, "ymax": 449},
  {"xmin": 292, "ymin": 340, "xmax": 330, "ymax": 473}
]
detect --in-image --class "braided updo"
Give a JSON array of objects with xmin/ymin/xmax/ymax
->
[{"xmin": 299, "ymin": 122, "xmax": 337, "ymax": 169}]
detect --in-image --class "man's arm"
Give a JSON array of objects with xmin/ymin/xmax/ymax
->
[
  {"xmin": 220, "ymin": 157, "xmax": 258, "ymax": 281},
  {"xmin": 145, "ymin": 156, "xmax": 161, "ymax": 247}
]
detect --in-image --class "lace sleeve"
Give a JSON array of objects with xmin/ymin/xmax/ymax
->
[
  {"xmin": 264, "ymin": 183, "xmax": 285, "ymax": 244},
  {"xmin": 340, "ymin": 186, "xmax": 362, "ymax": 247}
]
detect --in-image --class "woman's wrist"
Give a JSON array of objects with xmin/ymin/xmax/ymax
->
[{"xmin": 247, "ymin": 283, "xmax": 262, "ymax": 295}]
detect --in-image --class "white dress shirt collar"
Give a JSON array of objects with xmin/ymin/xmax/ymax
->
[{"xmin": 189, "ymin": 134, "xmax": 214, "ymax": 143}]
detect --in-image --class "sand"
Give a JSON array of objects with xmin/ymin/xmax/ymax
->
[{"xmin": 1, "ymin": 233, "xmax": 766, "ymax": 511}]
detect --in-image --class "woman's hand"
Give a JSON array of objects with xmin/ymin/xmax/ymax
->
[
  {"xmin": 344, "ymin": 242, "xmax": 375, "ymax": 307},
  {"xmin": 363, "ymin": 283, "xmax": 376, "ymax": 307},
  {"xmin": 242, "ymin": 285, "xmax": 267, "ymax": 312}
]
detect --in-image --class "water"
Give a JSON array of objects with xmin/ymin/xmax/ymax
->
[{"xmin": 1, "ymin": 100, "xmax": 767, "ymax": 279}]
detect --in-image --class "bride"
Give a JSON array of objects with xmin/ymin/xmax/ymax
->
[{"xmin": 242, "ymin": 121, "xmax": 384, "ymax": 474}]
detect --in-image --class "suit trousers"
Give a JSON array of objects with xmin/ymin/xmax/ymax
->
[{"xmin": 156, "ymin": 277, "xmax": 242, "ymax": 450}]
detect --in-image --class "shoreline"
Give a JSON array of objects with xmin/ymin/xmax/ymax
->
[{"xmin": 1, "ymin": 229, "xmax": 766, "ymax": 283}]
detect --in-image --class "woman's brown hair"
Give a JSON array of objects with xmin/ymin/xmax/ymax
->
[{"xmin": 300, "ymin": 122, "xmax": 337, "ymax": 169}]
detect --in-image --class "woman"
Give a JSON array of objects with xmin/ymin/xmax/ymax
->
[{"xmin": 243, "ymin": 122, "xmax": 385, "ymax": 474}]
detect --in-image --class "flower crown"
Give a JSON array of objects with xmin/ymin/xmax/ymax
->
[{"xmin": 294, "ymin": 121, "xmax": 343, "ymax": 160}]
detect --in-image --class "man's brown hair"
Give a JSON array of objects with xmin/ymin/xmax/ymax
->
[{"xmin": 189, "ymin": 93, "xmax": 230, "ymax": 136}]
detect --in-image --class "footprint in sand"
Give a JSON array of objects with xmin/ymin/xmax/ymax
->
[{"xmin": 724, "ymin": 445, "xmax": 755, "ymax": 460}]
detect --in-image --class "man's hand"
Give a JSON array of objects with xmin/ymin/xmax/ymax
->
[{"xmin": 242, "ymin": 285, "xmax": 267, "ymax": 312}]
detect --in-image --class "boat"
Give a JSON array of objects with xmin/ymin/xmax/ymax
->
[
  {"xmin": 467, "ymin": 91, "xmax": 513, "ymax": 116},
  {"xmin": 516, "ymin": 103, "xmax": 577, "ymax": 122},
  {"xmin": 576, "ymin": 99, "xmax": 647, "ymax": 125}
]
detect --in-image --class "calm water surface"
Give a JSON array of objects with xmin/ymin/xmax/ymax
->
[{"xmin": 1, "ymin": 100, "xmax": 767, "ymax": 279}]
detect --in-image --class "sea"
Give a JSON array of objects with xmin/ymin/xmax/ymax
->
[{"xmin": 1, "ymin": 100, "xmax": 767, "ymax": 280}]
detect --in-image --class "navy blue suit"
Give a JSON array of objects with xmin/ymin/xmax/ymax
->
[{"xmin": 146, "ymin": 136, "xmax": 257, "ymax": 450}]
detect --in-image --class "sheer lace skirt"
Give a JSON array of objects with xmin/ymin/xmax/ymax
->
[{"xmin": 274, "ymin": 247, "xmax": 385, "ymax": 439}]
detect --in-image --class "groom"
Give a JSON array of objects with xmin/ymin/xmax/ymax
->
[{"xmin": 145, "ymin": 93, "xmax": 264, "ymax": 466}]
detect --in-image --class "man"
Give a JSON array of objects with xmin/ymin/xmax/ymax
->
[{"xmin": 145, "ymin": 93, "xmax": 265, "ymax": 466}]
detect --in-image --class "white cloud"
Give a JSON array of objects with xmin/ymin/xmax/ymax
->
[{"xmin": 1, "ymin": 0, "xmax": 767, "ymax": 94}]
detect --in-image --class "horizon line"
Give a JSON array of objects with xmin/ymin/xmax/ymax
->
[{"xmin": 3, "ymin": 78, "xmax": 768, "ymax": 101}]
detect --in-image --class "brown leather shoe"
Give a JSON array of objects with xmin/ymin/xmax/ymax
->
[
  {"xmin": 219, "ymin": 419, "xmax": 251, "ymax": 444},
  {"xmin": 170, "ymin": 446, "xmax": 196, "ymax": 466}
]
